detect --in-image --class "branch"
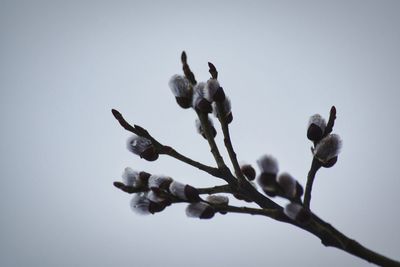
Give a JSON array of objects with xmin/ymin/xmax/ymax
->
[
  {"xmin": 112, "ymin": 109, "xmax": 221, "ymax": 178},
  {"xmin": 303, "ymin": 158, "xmax": 321, "ymax": 210}
]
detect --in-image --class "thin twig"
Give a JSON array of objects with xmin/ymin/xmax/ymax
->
[{"xmin": 303, "ymin": 158, "xmax": 321, "ymax": 210}]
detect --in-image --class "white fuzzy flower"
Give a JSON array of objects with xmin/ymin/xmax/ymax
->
[{"xmin": 314, "ymin": 134, "xmax": 342, "ymax": 163}]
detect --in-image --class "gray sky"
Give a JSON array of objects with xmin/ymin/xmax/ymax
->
[{"xmin": 1, "ymin": 1, "xmax": 399, "ymax": 266}]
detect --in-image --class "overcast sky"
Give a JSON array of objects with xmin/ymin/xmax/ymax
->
[{"xmin": 1, "ymin": 1, "xmax": 400, "ymax": 266}]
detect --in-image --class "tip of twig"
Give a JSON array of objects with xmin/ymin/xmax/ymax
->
[
  {"xmin": 208, "ymin": 62, "xmax": 218, "ymax": 79},
  {"xmin": 111, "ymin": 108, "xmax": 121, "ymax": 119},
  {"xmin": 181, "ymin": 51, "xmax": 187, "ymax": 64},
  {"xmin": 113, "ymin": 181, "xmax": 124, "ymax": 189}
]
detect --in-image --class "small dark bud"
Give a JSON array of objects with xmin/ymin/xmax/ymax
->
[
  {"xmin": 240, "ymin": 164, "xmax": 256, "ymax": 181},
  {"xmin": 307, "ymin": 114, "xmax": 326, "ymax": 142}
]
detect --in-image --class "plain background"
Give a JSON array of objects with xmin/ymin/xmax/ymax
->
[{"xmin": 1, "ymin": 1, "xmax": 399, "ymax": 266}]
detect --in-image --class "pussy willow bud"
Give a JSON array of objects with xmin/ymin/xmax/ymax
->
[
  {"xmin": 192, "ymin": 82, "xmax": 212, "ymax": 113},
  {"xmin": 130, "ymin": 193, "xmax": 166, "ymax": 215},
  {"xmin": 206, "ymin": 195, "xmax": 229, "ymax": 205},
  {"xmin": 277, "ymin": 172, "xmax": 297, "ymax": 199},
  {"xmin": 169, "ymin": 181, "xmax": 200, "ymax": 202},
  {"xmin": 212, "ymin": 97, "xmax": 232, "ymax": 123},
  {"xmin": 257, "ymin": 155, "xmax": 279, "ymax": 195},
  {"xmin": 195, "ymin": 118, "xmax": 217, "ymax": 139},
  {"xmin": 314, "ymin": 134, "xmax": 342, "ymax": 164},
  {"xmin": 168, "ymin": 74, "xmax": 192, "ymax": 109},
  {"xmin": 204, "ymin": 79, "xmax": 225, "ymax": 102},
  {"xmin": 206, "ymin": 195, "xmax": 229, "ymax": 215},
  {"xmin": 307, "ymin": 114, "xmax": 326, "ymax": 142},
  {"xmin": 148, "ymin": 175, "xmax": 173, "ymax": 192},
  {"xmin": 127, "ymin": 136, "xmax": 158, "ymax": 161},
  {"xmin": 284, "ymin": 203, "xmax": 311, "ymax": 224},
  {"xmin": 240, "ymin": 164, "xmax": 256, "ymax": 181},
  {"xmin": 122, "ymin": 167, "xmax": 139, "ymax": 187},
  {"xmin": 186, "ymin": 202, "xmax": 215, "ymax": 219}
]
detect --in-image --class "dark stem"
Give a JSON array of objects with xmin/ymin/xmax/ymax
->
[{"xmin": 303, "ymin": 158, "xmax": 321, "ymax": 209}]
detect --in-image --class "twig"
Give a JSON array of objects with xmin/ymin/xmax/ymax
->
[{"xmin": 303, "ymin": 158, "xmax": 321, "ymax": 210}]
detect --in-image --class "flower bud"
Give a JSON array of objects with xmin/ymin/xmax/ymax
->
[
  {"xmin": 192, "ymin": 82, "xmax": 212, "ymax": 113},
  {"xmin": 277, "ymin": 172, "xmax": 297, "ymax": 199},
  {"xmin": 148, "ymin": 175, "xmax": 173, "ymax": 192},
  {"xmin": 168, "ymin": 74, "xmax": 192, "ymax": 109},
  {"xmin": 257, "ymin": 155, "xmax": 279, "ymax": 175},
  {"xmin": 130, "ymin": 193, "xmax": 166, "ymax": 215},
  {"xmin": 307, "ymin": 114, "xmax": 326, "ymax": 142},
  {"xmin": 204, "ymin": 79, "xmax": 225, "ymax": 102},
  {"xmin": 127, "ymin": 136, "xmax": 158, "ymax": 161},
  {"xmin": 122, "ymin": 167, "xmax": 139, "ymax": 187},
  {"xmin": 206, "ymin": 195, "xmax": 229, "ymax": 205},
  {"xmin": 186, "ymin": 202, "xmax": 215, "ymax": 219},
  {"xmin": 284, "ymin": 203, "xmax": 311, "ymax": 224},
  {"xmin": 314, "ymin": 134, "xmax": 342, "ymax": 164},
  {"xmin": 169, "ymin": 181, "xmax": 200, "ymax": 202},
  {"xmin": 212, "ymin": 97, "xmax": 232, "ymax": 123},
  {"xmin": 240, "ymin": 164, "xmax": 256, "ymax": 181},
  {"xmin": 195, "ymin": 118, "xmax": 217, "ymax": 139}
]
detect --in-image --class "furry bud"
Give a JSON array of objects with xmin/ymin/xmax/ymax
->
[
  {"xmin": 186, "ymin": 202, "xmax": 215, "ymax": 219},
  {"xmin": 192, "ymin": 82, "xmax": 212, "ymax": 113},
  {"xmin": 169, "ymin": 181, "xmax": 200, "ymax": 202},
  {"xmin": 206, "ymin": 195, "xmax": 229, "ymax": 206},
  {"xmin": 148, "ymin": 175, "xmax": 173, "ymax": 192},
  {"xmin": 284, "ymin": 203, "xmax": 311, "ymax": 224},
  {"xmin": 307, "ymin": 114, "xmax": 326, "ymax": 142},
  {"xmin": 240, "ymin": 164, "xmax": 256, "ymax": 181},
  {"xmin": 122, "ymin": 167, "xmax": 139, "ymax": 187},
  {"xmin": 257, "ymin": 155, "xmax": 279, "ymax": 175},
  {"xmin": 314, "ymin": 134, "xmax": 342, "ymax": 164},
  {"xmin": 195, "ymin": 118, "xmax": 217, "ymax": 139},
  {"xmin": 127, "ymin": 136, "xmax": 158, "ymax": 161},
  {"xmin": 212, "ymin": 97, "xmax": 232, "ymax": 123},
  {"xmin": 277, "ymin": 172, "xmax": 297, "ymax": 199},
  {"xmin": 130, "ymin": 193, "xmax": 166, "ymax": 215},
  {"xmin": 204, "ymin": 79, "xmax": 225, "ymax": 102},
  {"xmin": 169, "ymin": 74, "xmax": 192, "ymax": 109}
]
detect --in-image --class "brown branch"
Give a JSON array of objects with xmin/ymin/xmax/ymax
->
[{"xmin": 303, "ymin": 158, "xmax": 321, "ymax": 210}]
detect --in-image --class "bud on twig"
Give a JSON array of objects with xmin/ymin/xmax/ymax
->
[
  {"xmin": 277, "ymin": 172, "xmax": 297, "ymax": 199},
  {"xmin": 148, "ymin": 175, "xmax": 173, "ymax": 192},
  {"xmin": 169, "ymin": 74, "xmax": 192, "ymax": 109},
  {"xmin": 169, "ymin": 181, "xmax": 200, "ymax": 202},
  {"xmin": 204, "ymin": 79, "xmax": 225, "ymax": 102},
  {"xmin": 192, "ymin": 82, "xmax": 212, "ymax": 113},
  {"xmin": 206, "ymin": 195, "xmax": 229, "ymax": 206},
  {"xmin": 127, "ymin": 135, "xmax": 159, "ymax": 161},
  {"xmin": 186, "ymin": 202, "xmax": 215, "ymax": 219},
  {"xmin": 307, "ymin": 114, "xmax": 326, "ymax": 142},
  {"xmin": 130, "ymin": 193, "xmax": 166, "ymax": 215},
  {"xmin": 213, "ymin": 97, "xmax": 232, "ymax": 124},
  {"xmin": 284, "ymin": 203, "xmax": 311, "ymax": 224},
  {"xmin": 257, "ymin": 155, "xmax": 279, "ymax": 196},
  {"xmin": 313, "ymin": 134, "xmax": 342, "ymax": 165},
  {"xmin": 195, "ymin": 118, "xmax": 217, "ymax": 139},
  {"xmin": 240, "ymin": 163, "xmax": 256, "ymax": 181}
]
